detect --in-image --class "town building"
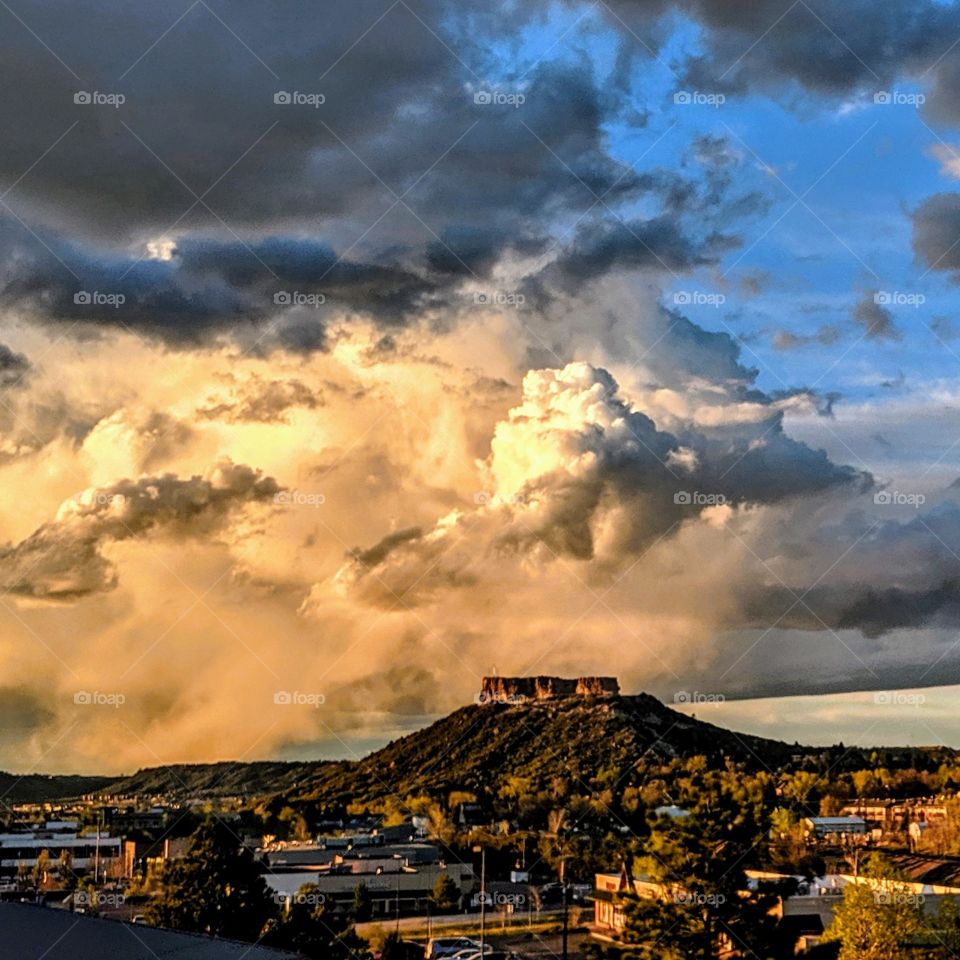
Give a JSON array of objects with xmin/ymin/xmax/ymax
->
[
  {"xmin": 0, "ymin": 824, "xmax": 122, "ymax": 879},
  {"xmin": 264, "ymin": 860, "xmax": 475, "ymax": 916},
  {"xmin": 802, "ymin": 816, "xmax": 868, "ymax": 839},
  {"xmin": 593, "ymin": 869, "xmax": 671, "ymax": 932}
]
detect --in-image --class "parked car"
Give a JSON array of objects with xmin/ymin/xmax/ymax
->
[{"xmin": 426, "ymin": 937, "xmax": 491, "ymax": 959}]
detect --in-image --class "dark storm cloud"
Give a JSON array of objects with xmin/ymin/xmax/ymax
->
[
  {"xmin": 349, "ymin": 527, "xmax": 424, "ymax": 569},
  {"xmin": 737, "ymin": 503, "xmax": 960, "ymax": 639},
  {"xmin": 0, "ymin": 2, "xmax": 648, "ymax": 246},
  {"xmin": 0, "ymin": 230, "xmax": 442, "ymax": 346},
  {"xmin": 594, "ymin": 0, "xmax": 960, "ymax": 103},
  {"xmin": 532, "ymin": 217, "xmax": 724, "ymax": 295},
  {"xmin": 0, "ymin": 686, "xmax": 55, "ymax": 735},
  {"xmin": 0, "ymin": 0, "xmax": 761, "ymax": 347}
]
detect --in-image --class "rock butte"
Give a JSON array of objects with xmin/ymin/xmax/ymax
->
[{"xmin": 478, "ymin": 675, "xmax": 620, "ymax": 702}]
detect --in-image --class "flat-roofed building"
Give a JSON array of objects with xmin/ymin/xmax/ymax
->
[
  {"xmin": 0, "ymin": 828, "xmax": 122, "ymax": 878},
  {"xmin": 265, "ymin": 861, "xmax": 474, "ymax": 917},
  {"xmin": 802, "ymin": 815, "xmax": 867, "ymax": 839}
]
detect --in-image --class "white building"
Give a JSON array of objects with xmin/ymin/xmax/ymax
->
[{"xmin": 0, "ymin": 825, "xmax": 122, "ymax": 877}]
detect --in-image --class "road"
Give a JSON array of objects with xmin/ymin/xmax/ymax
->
[{"xmin": 356, "ymin": 907, "xmax": 567, "ymax": 936}]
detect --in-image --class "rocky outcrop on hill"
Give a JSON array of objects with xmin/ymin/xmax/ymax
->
[{"xmin": 479, "ymin": 675, "xmax": 619, "ymax": 702}]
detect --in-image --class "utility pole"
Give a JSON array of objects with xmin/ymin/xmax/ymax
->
[
  {"xmin": 560, "ymin": 856, "xmax": 569, "ymax": 960},
  {"xmin": 395, "ymin": 870, "xmax": 401, "ymax": 934},
  {"xmin": 94, "ymin": 809, "xmax": 103, "ymax": 885},
  {"xmin": 473, "ymin": 844, "xmax": 487, "ymax": 955}
]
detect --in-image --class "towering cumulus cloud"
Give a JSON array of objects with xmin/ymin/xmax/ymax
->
[{"xmin": 331, "ymin": 362, "xmax": 866, "ymax": 607}]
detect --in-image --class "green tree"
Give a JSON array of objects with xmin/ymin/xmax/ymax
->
[
  {"xmin": 58, "ymin": 848, "xmax": 75, "ymax": 889},
  {"xmin": 263, "ymin": 883, "xmax": 367, "ymax": 960},
  {"xmin": 380, "ymin": 932, "xmax": 406, "ymax": 960},
  {"xmin": 614, "ymin": 778, "xmax": 780, "ymax": 960},
  {"xmin": 430, "ymin": 874, "xmax": 460, "ymax": 913},
  {"xmin": 782, "ymin": 771, "xmax": 823, "ymax": 811},
  {"xmin": 929, "ymin": 895, "xmax": 960, "ymax": 956},
  {"xmin": 352, "ymin": 879, "xmax": 373, "ymax": 922},
  {"xmin": 32, "ymin": 848, "xmax": 50, "ymax": 888},
  {"xmin": 822, "ymin": 854, "xmax": 925, "ymax": 960},
  {"xmin": 75, "ymin": 876, "xmax": 101, "ymax": 916},
  {"xmin": 146, "ymin": 820, "xmax": 275, "ymax": 941}
]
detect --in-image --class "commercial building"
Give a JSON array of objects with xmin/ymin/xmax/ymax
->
[
  {"xmin": 264, "ymin": 858, "xmax": 475, "ymax": 917},
  {"xmin": 802, "ymin": 816, "xmax": 868, "ymax": 839},
  {"xmin": 0, "ymin": 824, "xmax": 122, "ymax": 879}
]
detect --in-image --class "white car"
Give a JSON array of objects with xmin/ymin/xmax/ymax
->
[{"xmin": 426, "ymin": 938, "xmax": 491, "ymax": 959}]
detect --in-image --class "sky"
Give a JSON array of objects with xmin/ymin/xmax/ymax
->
[{"xmin": 6, "ymin": 0, "xmax": 960, "ymax": 772}]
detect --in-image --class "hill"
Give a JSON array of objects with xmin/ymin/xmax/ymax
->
[
  {"xmin": 0, "ymin": 772, "xmax": 113, "ymax": 804},
  {"xmin": 290, "ymin": 692, "xmax": 801, "ymax": 808},
  {"xmin": 102, "ymin": 760, "xmax": 327, "ymax": 799},
  {"xmin": 13, "ymin": 692, "xmax": 956, "ymax": 805},
  {"xmin": 95, "ymin": 692, "xmax": 802, "ymax": 804}
]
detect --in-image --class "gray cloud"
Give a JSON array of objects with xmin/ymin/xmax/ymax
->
[
  {"xmin": 599, "ymin": 0, "xmax": 960, "ymax": 104},
  {"xmin": 913, "ymin": 193, "xmax": 960, "ymax": 277},
  {"xmin": 197, "ymin": 376, "xmax": 322, "ymax": 423},
  {"xmin": 737, "ymin": 504, "xmax": 960, "ymax": 641},
  {"xmin": 0, "ymin": 461, "xmax": 279, "ymax": 598},
  {"xmin": 853, "ymin": 292, "xmax": 901, "ymax": 341},
  {"xmin": 0, "ymin": 344, "xmax": 30, "ymax": 388}
]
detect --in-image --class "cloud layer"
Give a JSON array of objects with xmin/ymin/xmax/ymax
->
[{"xmin": 3, "ymin": 0, "xmax": 960, "ymax": 770}]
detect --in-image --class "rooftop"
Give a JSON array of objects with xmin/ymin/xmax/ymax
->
[{"xmin": 0, "ymin": 903, "xmax": 299, "ymax": 960}]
